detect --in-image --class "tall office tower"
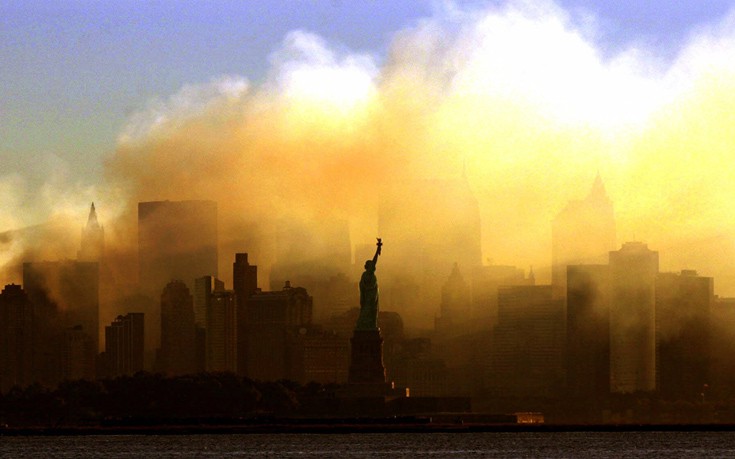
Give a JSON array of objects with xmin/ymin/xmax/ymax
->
[
  {"xmin": 710, "ymin": 297, "xmax": 735, "ymax": 399},
  {"xmin": 435, "ymin": 263, "xmax": 471, "ymax": 337},
  {"xmin": 159, "ymin": 281, "xmax": 196, "ymax": 376},
  {"xmin": 78, "ymin": 203, "xmax": 104, "ymax": 262},
  {"xmin": 470, "ymin": 265, "xmax": 531, "ymax": 330},
  {"xmin": 491, "ymin": 285, "xmax": 565, "ymax": 397},
  {"xmin": 552, "ymin": 174, "xmax": 616, "ymax": 299},
  {"xmin": 233, "ymin": 253, "xmax": 258, "ymax": 376},
  {"xmin": 193, "ymin": 276, "xmax": 223, "ymax": 372},
  {"xmin": 244, "ymin": 282, "xmax": 313, "ymax": 381},
  {"xmin": 23, "ymin": 260, "xmax": 99, "ymax": 385},
  {"xmin": 193, "ymin": 276, "xmax": 225, "ymax": 329},
  {"xmin": 60, "ymin": 325, "xmax": 95, "ymax": 381},
  {"xmin": 206, "ymin": 290, "xmax": 237, "ymax": 372},
  {"xmin": 655, "ymin": 270, "xmax": 713, "ymax": 400},
  {"xmin": 378, "ymin": 176, "xmax": 482, "ymax": 328},
  {"xmin": 138, "ymin": 200, "xmax": 218, "ymax": 295},
  {"xmin": 566, "ymin": 265, "xmax": 611, "ymax": 403},
  {"xmin": 0, "ymin": 284, "xmax": 33, "ymax": 393},
  {"xmin": 138, "ymin": 200, "xmax": 217, "ymax": 353},
  {"xmin": 609, "ymin": 242, "xmax": 659, "ymax": 393},
  {"xmin": 103, "ymin": 313, "xmax": 144, "ymax": 378}
]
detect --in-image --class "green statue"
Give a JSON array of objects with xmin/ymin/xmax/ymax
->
[{"xmin": 355, "ymin": 238, "xmax": 382, "ymax": 330}]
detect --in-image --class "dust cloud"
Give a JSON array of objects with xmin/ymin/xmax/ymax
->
[{"xmin": 3, "ymin": 1, "xmax": 735, "ymax": 328}]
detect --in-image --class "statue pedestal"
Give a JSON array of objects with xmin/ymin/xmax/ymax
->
[
  {"xmin": 338, "ymin": 328, "xmax": 408, "ymax": 415},
  {"xmin": 348, "ymin": 329, "xmax": 386, "ymax": 384}
]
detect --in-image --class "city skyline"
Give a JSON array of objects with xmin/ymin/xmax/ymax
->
[
  {"xmin": 3, "ymin": 1, "xmax": 735, "ymax": 299},
  {"xmin": 7, "ymin": 0, "xmax": 735, "ymax": 435},
  {"xmin": 1, "ymin": 192, "xmax": 735, "ymax": 425}
]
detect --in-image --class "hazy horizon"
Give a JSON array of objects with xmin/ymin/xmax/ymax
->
[{"xmin": 3, "ymin": 0, "xmax": 735, "ymax": 301}]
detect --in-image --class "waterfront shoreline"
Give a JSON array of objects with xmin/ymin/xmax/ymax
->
[{"xmin": 5, "ymin": 422, "xmax": 735, "ymax": 436}]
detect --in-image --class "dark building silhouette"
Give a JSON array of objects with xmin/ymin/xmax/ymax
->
[
  {"xmin": 193, "ymin": 275, "xmax": 234, "ymax": 372},
  {"xmin": 138, "ymin": 200, "xmax": 217, "ymax": 353},
  {"xmin": 655, "ymin": 270, "xmax": 713, "ymax": 400},
  {"xmin": 490, "ymin": 285, "xmax": 564, "ymax": 397},
  {"xmin": 244, "ymin": 281, "xmax": 312, "ymax": 381},
  {"xmin": 378, "ymin": 176, "xmax": 482, "ymax": 328},
  {"xmin": 0, "ymin": 284, "xmax": 33, "ymax": 392},
  {"xmin": 102, "ymin": 313, "xmax": 144, "ymax": 378},
  {"xmin": 552, "ymin": 174, "xmax": 616, "ymax": 299},
  {"xmin": 206, "ymin": 289, "xmax": 238, "ymax": 372},
  {"xmin": 289, "ymin": 328, "xmax": 349, "ymax": 384},
  {"xmin": 710, "ymin": 297, "xmax": 735, "ymax": 400},
  {"xmin": 61, "ymin": 325, "xmax": 95, "ymax": 381},
  {"xmin": 193, "ymin": 276, "xmax": 224, "ymax": 330},
  {"xmin": 78, "ymin": 203, "xmax": 104, "ymax": 262},
  {"xmin": 23, "ymin": 260, "xmax": 99, "ymax": 386},
  {"xmin": 470, "ymin": 264, "xmax": 532, "ymax": 331},
  {"xmin": 609, "ymin": 242, "xmax": 659, "ymax": 393},
  {"xmin": 390, "ymin": 337, "xmax": 449, "ymax": 397},
  {"xmin": 233, "ymin": 253, "xmax": 258, "ymax": 376},
  {"xmin": 159, "ymin": 281, "xmax": 196, "ymax": 376},
  {"xmin": 566, "ymin": 264, "xmax": 610, "ymax": 403},
  {"xmin": 435, "ymin": 263, "xmax": 471, "ymax": 337}
]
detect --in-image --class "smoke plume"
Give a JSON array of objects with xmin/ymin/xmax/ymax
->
[{"xmin": 4, "ymin": 0, "xmax": 735, "ymax": 321}]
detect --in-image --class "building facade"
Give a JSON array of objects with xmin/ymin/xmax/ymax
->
[
  {"xmin": 552, "ymin": 174, "xmax": 616, "ymax": 299},
  {"xmin": 491, "ymin": 285, "xmax": 565, "ymax": 397},
  {"xmin": 159, "ymin": 280, "xmax": 196, "ymax": 376},
  {"xmin": 0, "ymin": 284, "xmax": 33, "ymax": 392},
  {"xmin": 655, "ymin": 270, "xmax": 713, "ymax": 400},
  {"xmin": 566, "ymin": 264, "xmax": 610, "ymax": 401},
  {"xmin": 609, "ymin": 242, "xmax": 659, "ymax": 393},
  {"xmin": 244, "ymin": 281, "xmax": 313, "ymax": 381},
  {"xmin": 103, "ymin": 313, "xmax": 144, "ymax": 378}
]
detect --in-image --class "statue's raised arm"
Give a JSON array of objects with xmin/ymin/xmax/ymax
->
[
  {"xmin": 373, "ymin": 238, "xmax": 382, "ymax": 266},
  {"xmin": 355, "ymin": 238, "xmax": 382, "ymax": 331}
]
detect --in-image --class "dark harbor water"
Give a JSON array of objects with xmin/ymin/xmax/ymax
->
[{"xmin": 3, "ymin": 431, "xmax": 735, "ymax": 458}]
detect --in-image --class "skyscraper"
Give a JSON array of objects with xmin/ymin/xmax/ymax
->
[
  {"xmin": 23, "ymin": 260, "xmax": 99, "ymax": 385},
  {"xmin": 159, "ymin": 280, "xmax": 196, "ymax": 376},
  {"xmin": 609, "ymin": 242, "xmax": 659, "ymax": 393},
  {"xmin": 0, "ymin": 284, "xmax": 33, "ymax": 393},
  {"xmin": 138, "ymin": 200, "xmax": 217, "ymax": 355},
  {"xmin": 233, "ymin": 253, "xmax": 258, "ymax": 376},
  {"xmin": 103, "ymin": 313, "xmax": 144, "ymax": 378},
  {"xmin": 78, "ymin": 203, "xmax": 104, "ymax": 262},
  {"xmin": 552, "ymin": 174, "xmax": 616, "ymax": 299},
  {"xmin": 60, "ymin": 325, "xmax": 95, "ymax": 381},
  {"xmin": 244, "ymin": 281, "xmax": 312, "ymax": 381},
  {"xmin": 206, "ymin": 290, "xmax": 237, "ymax": 372},
  {"xmin": 566, "ymin": 264, "xmax": 610, "ymax": 402},
  {"xmin": 655, "ymin": 270, "xmax": 713, "ymax": 400},
  {"xmin": 193, "ymin": 276, "xmax": 225, "ymax": 330},
  {"xmin": 435, "ymin": 263, "xmax": 471, "ymax": 337},
  {"xmin": 491, "ymin": 285, "xmax": 565, "ymax": 397}
]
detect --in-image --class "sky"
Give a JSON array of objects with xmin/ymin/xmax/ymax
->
[
  {"xmin": 3, "ymin": 0, "xmax": 735, "ymax": 300},
  {"xmin": 2, "ymin": 0, "xmax": 733, "ymax": 189}
]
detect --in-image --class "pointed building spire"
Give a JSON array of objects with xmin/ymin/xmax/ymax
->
[
  {"xmin": 87, "ymin": 202, "xmax": 100, "ymax": 227},
  {"xmin": 79, "ymin": 202, "xmax": 104, "ymax": 261},
  {"xmin": 587, "ymin": 172, "xmax": 608, "ymax": 201}
]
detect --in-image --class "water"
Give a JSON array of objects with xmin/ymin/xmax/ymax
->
[{"xmin": 2, "ymin": 431, "xmax": 735, "ymax": 458}]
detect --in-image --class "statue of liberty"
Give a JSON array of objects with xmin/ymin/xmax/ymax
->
[{"xmin": 355, "ymin": 238, "xmax": 382, "ymax": 330}]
